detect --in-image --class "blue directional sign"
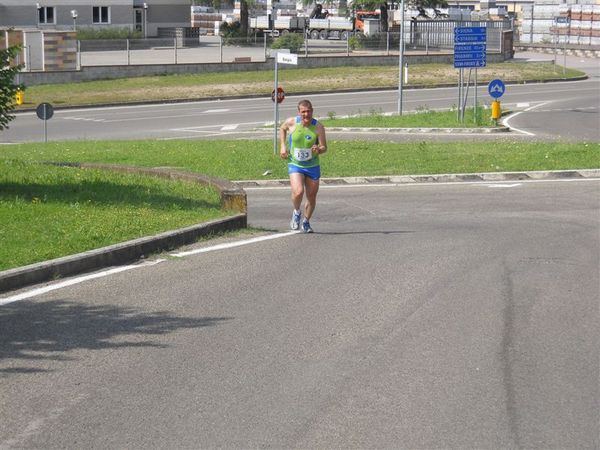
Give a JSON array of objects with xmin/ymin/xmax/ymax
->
[
  {"xmin": 454, "ymin": 26, "xmax": 487, "ymax": 68},
  {"xmin": 488, "ymin": 79, "xmax": 505, "ymax": 98}
]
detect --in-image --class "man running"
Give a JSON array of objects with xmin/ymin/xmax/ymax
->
[{"xmin": 279, "ymin": 99, "xmax": 327, "ymax": 233}]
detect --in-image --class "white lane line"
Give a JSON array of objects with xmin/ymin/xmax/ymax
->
[
  {"xmin": 204, "ymin": 109, "xmax": 230, "ymax": 113},
  {"xmin": 503, "ymin": 101, "xmax": 551, "ymax": 136},
  {"xmin": 0, "ymin": 259, "xmax": 164, "ymax": 306},
  {"xmin": 221, "ymin": 124, "xmax": 238, "ymax": 131},
  {"xmin": 487, "ymin": 183, "xmax": 522, "ymax": 188},
  {"xmin": 171, "ymin": 231, "xmax": 298, "ymax": 258}
]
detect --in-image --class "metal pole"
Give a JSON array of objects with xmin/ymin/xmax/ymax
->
[
  {"xmin": 457, "ymin": 69, "xmax": 461, "ymax": 121},
  {"xmin": 397, "ymin": 0, "xmax": 405, "ymax": 115},
  {"xmin": 563, "ymin": 35, "xmax": 566, "ymax": 77},
  {"xmin": 474, "ymin": 68, "xmax": 478, "ymax": 124},
  {"xmin": 273, "ymin": 58, "xmax": 279, "ymax": 155},
  {"xmin": 43, "ymin": 105, "xmax": 48, "ymax": 143},
  {"xmin": 174, "ymin": 37, "xmax": 177, "ymax": 64},
  {"xmin": 219, "ymin": 35, "xmax": 223, "ymax": 63}
]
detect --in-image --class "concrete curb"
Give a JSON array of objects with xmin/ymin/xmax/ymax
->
[
  {"xmin": 325, "ymin": 126, "xmax": 510, "ymax": 133},
  {"xmin": 0, "ymin": 164, "xmax": 248, "ymax": 294},
  {"xmin": 0, "ymin": 214, "xmax": 246, "ymax": 294},
  {"xmin": 235, "ymin": 169, "xmax": 600, "ymax": 188}
]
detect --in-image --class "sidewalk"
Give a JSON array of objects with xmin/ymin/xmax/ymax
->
[{"xmin": 2, "ymin": 168, "xmax": 599, "ymax": 295}]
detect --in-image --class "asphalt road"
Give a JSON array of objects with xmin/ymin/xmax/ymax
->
[
  {"xmin": 1, "ymin": 52, "xmax": 598, "ymax": 143},
  {"xmin": 1, "ymin": 179, "xmax": 598, "ymax": 449}
]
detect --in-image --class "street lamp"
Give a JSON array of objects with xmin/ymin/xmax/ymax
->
[
  {"xmin": 143, "ymin": 3, "xmax": 148, "ymax": 39},
  {"xmin": 71, "ymin": 9, "xmax": 78, "ymax": 32}
]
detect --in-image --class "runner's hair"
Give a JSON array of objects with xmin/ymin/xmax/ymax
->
[{"xmin": 297, "ymin": 99, "xmax": 313, "ymax": 110}]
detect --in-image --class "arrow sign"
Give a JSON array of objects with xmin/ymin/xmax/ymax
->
[
  {"xmin": 454, "ymin": 44, "xmax": 486, "ymax": 52},
  {"xmin": 488, "ymin": 79, "xmax": 505, "ymax": 98},
  {"xmin": 454, "ymin": 34, "xmax": 486, "ymax": 43},
  {"xmin": 454, "ymin": 51, "xmax": 486, "ymax": 60},
  {"xmin": 454, "ymin": 59, "xmax": 487, "ymax": 68},
  {"xmin": 454, "ymin": 26, "xmax": 486, "ymax": 35}
]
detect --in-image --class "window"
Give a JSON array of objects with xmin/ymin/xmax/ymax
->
[
  {"xmin": 92, "ymin": 6, "xmax": 110, "ymax": 24},
  {"xmin": 38, "ymin": 6, "xmax": 55, "ymax": 24}
]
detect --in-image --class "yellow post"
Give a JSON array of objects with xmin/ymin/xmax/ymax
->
[
  {"xmin": 15, "ymin": 89, "xmax": 24, "ymax": 106},
  {"xmin": 491, "ymin": 100, "xmax": 501, "ymax": 121}
]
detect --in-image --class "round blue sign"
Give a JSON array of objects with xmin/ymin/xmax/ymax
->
[{"xmin": 488, "ymin": 79, "xmax": 505, "ymax": 99}]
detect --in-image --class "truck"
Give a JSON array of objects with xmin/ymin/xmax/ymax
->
[{"xmin": 249, "ymin": 10, "xmax": 380, "ymax": 40}]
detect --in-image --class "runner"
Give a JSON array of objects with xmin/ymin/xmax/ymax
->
[{"xmin": 279, "ymin": 99, "xmax": 327, "ymax": 233}]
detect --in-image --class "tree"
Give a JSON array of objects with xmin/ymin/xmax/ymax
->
[
  {"xmin": 0, "ymin": 44, "xmax": 24, "ymax": 131},
  {"xmin": 352, "ymin": 0, "xmax": 448, "ymax": 18}
]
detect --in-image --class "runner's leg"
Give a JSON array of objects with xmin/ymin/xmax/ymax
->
[
  {"xmin": 289, "ymin": 172, "xmax": 305, "ymax": 211},
  {"xmin": 303, "ymin": 176, "xmax": 320, "ymax": 220}
]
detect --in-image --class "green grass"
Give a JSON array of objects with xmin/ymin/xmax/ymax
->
[
  {"xmin": 17, "ymin": 61, "xmax": 585, "ymax": 108},
  {"xmin": 322, "ymin": 107, "xmax": 495, "ymax": 128},
  {"xmin": 1, "ymin": 138, "xmax": 597, "ymax": 272},
  {"xmin": 0, "ymin": 159, "xmax": 227, "ymax": 270}
]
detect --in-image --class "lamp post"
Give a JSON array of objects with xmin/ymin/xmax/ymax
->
[
  {"xmin": 71, "ymin": 9, "xmax": 78, "ymax": 32},
  {"xmin": 143, "ymin": 3, "xmax": 148, "ymax": 39}
]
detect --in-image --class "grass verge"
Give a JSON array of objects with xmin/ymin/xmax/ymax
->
[
  {"xmin": 0, "ymin": 159, "xmax": 226, "ymax": 270},
  {"xmin": 2, "ymin": 139, "xmax": 597, "ymax": 271},
  {"xmin": 16, "ymin": 61, "xmax": 585, "ymax": 108},
  {"xmin": 321, "ymin": 107, "xmax": 496, "ymax": 128}
]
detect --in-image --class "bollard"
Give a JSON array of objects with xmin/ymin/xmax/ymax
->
[
  {"xmin": 491, "ymin": 100, "xmax": 501, "ymax": 121},
  {"xmin": 15, "ymin": 89, "xmax": 24, "ymax": 106}
]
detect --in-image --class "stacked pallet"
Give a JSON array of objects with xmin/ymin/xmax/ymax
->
[
  {"xmin": 521, "ymin": 1, "xmax": 600, "ymax": 46},
  {"xmin": 191, "ymin": 6, "xmax": 224, "ymax": 35}
]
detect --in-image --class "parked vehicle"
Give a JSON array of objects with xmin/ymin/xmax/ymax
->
[{"xmin": 249, "ymin": 11, "xmax": 380, "ymax": 40}]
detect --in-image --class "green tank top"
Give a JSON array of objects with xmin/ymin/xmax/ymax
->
[{"xmin": 288, "ymin": 116, "xmax": 320, "ymax": 168}]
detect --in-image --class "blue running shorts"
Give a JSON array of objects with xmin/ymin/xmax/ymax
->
[{"xmin": 288, "ymin": 164, "xmax": 321, "ymax": 180}]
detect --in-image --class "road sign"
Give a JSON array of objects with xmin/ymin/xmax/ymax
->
[
  {"xmin": 454, "ymin": 26, "xmax": 486, "ymax": 43},
  {"xmin": 488, "ymin": 79, "xmax": 505, "ymax": 98},
  {"xmin": 554, "ymin": 16, "xmax": 570, "ymax": 24},
  {"xmin": 276, "ymin": 52, "xmax": 297, "ymax": 65},
  {"xmin": 36, "ymin": 102, "xmax": 54, "ymax": 120},
  {"xmin": 271, "ymin": 86, "xmax": 285, "ymax": 104},
  {"xmin": 454, "ymin": 26, "xmax": 487, "ymax": 68}
]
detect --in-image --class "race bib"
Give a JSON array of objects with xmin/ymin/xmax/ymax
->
[{"xmin": 293, "ymin": 147, "xmax": 312, "ymax": 162}]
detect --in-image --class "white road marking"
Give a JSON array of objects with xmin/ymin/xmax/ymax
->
[
  {"xmin": 204, "ymin": 109, "xmax": 230, "ymax": 113},
  {"xmin": 171, "ymin": 231, "xmax": 299, "ymax": 258},
  {"xmin": 221, "ymin": 124, "xmax": 238, "ymax": 131},
  {"xmin": 487, "ymin": 183, "xmax": 522, "ymax": 188},
  {"xmin": 503, "ymin": 101, "xmax": 551, "ymax": 136},
  {"xmin": 0, "ymin": 259, "xmax": 164, "ymax": 306}
]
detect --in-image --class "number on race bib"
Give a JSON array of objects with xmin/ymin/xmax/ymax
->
[{"xmin": 293, "ymin": 147, "xmax": 313, "ymax": 162}]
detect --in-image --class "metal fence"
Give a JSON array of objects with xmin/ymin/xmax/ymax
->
[{"xmin": 67, "ymin": 20, "xmax": 513, "ymax": 67}]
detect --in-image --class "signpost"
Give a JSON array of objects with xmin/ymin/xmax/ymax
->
[
  {"xmin": 36, "ymin": 102, "xmax": 54, "ymax": 143},
  {"xmin": 273, "ymin": 51, "xmax": 297, "ymax": 154},
  {"xmin": 488, "ymin": 79, "xmax": 505, "ymax": 123},
  {"xmin": 454, "ymin": 27, "xmax": 486, "ymax": 122}
]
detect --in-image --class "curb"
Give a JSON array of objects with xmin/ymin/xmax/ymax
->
[
  {"xmin": 0, "ymin": 214, "xmax": 246, "ymax": 294},
  {"xmin": 236, "ymin": 169, "xmax": 600, "ymax": 188}
]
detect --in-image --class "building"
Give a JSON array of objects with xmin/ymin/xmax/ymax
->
[{"xmin": 0, "ymin": 0, "xmax": 192, "ymax": 37}]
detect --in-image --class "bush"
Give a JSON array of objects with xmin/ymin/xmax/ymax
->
[
  {"xmin": 76, "ymin": 27, "xmax": 142, "ymax": 40},
  {"xmin": 270, "ymin": 33, "xmax": 304, "ymax": 53}
]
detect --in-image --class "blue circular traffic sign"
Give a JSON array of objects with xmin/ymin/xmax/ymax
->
[{"xmin": 488, "ymin": 79, "xmax": 505, "ymax": 99}]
